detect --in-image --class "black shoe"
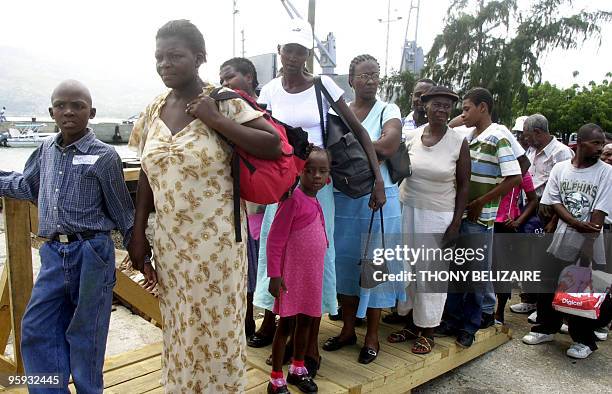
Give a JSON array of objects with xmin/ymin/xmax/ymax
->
[
  {"xmin": 357, "ymin": 344, "xmax": 379, "ymax": 364},
  {"xmin": 355, "ymin": 317, "xmax": 365, "ymax": 327},
  {"xmin": 248, "ymin": 333, "xmax": 274, "ymax": 348},
  {"xmin": 433, "ymin": 322, "xmax": 457, "ymax": 337},
  {"xmin": 382, "ymin": 312, "xmax": 405, "ymax": 325},
  {"xmin": 267, "ymin": 382, "xmax": 290, "ymax": 394},
  {"xmin": 304, "ymin": 355, "xmax": 321, "ymax": 379},
  {"xmin": 480, "ymin": 313, "xmax": 494, "ymax": 329},
  {"xmin": 456, "ymin": 330, "xmax": 475, "ymax": 348},
  {"xmin": 304, "ymin": 356, "xmax": 321, "ymax": 379},
  {"xmin": 287, "ymin": 373, "xmax": 318, "ymax": 393},
  {"xmin": 328, "ymin": 307, "xmax": 342, "ymax": 321},
  {"xmin": 322, "ymin": 334, "xmax": 357, "ymax": 351}
]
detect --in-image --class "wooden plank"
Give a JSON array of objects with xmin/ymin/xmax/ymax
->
[
  {"xmin": 0, "ymin": 268, "xmax": 12, "ymax": 353},
  {"xmin": 143, "ymin": 387, "xmax": 165, "ymax": 394},
  {"xmin": 28, "ymin": 202, "xmax": 38, "ymax": 235},
  {"xmin": 3, "ymin": 198, "xmax": 34, "ymax": 373},
  {"xmin": 88, "ymin": 371, "xmax": 161, "ymax": 394},
  {"xmin": 376, "ymin": 331, "xmax": 511, "ymax": 392},
  {"xmin": 246, "ymin": 367, "xmax": 270, "ymax": 390},
  {"xmin": 112, "ymin": 269, "xmax": 162, "ymax": 326},
  {"xmin": 103, "ymin": 355, "xmax": 161, "ymax": 388},
  {"xmin": 0, "ymin": 354, "xmax": 16, "ymax": 373},
  {"xmin": 103, "ymin": 343, "xmax": 162, "ymax": 373},
  {"xmin": 123, "ymin": 168, "xmax": 140, "ymax": 182}
]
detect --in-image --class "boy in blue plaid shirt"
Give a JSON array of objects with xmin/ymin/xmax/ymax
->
[{"xmin": 0, "ymin": 80, "xmax": 136, "ymax": 393}]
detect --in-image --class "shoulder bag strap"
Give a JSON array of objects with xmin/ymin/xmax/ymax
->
[
  {"xmin": 379, "ymin": 105, "xmax": 387, "ymax": 131},
  {"xmin": 314, "ymin": 76, "xmax": 356, "ymax": 138},
  {"xmin": 313, "ymin": 76, "xmax": 327, "ymax": 147},
  {"xmin": 362, "ymin": 209, "xmax": 376, "ymax": 259}
]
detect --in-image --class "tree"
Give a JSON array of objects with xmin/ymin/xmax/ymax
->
[
  {"xmin": 423, "ymin": 0, "xmax": 611, "ymax": 125},
  {"xmin": 379, "ymin": 71, "xmax": 416, "ymax": 116},
  {"xmin": 513, "ymin": 75, "xmax": 612, "ymax": 135}
]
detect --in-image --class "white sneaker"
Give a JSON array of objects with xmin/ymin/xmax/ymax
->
[
  {"xmin": 522, "ymin": 332, "xmax": 554, "ymax": 345},
  {"xmin": 566, "ymin": 343, "xmax": 593, "ymax": 359},
  {"xmin": 594, "ymin": 327, "xmax": 609, "ymax": 341},
  {"xmin": 527, "ymin": 311, "xmax": 538, "ymax": 324},
  {"xmin": 560, "ymin": 323, "xmax": 569, "ymax": 334},
  {"xmin": 510, "ymin": 302, "xmax": 537, "ymax": 314}
]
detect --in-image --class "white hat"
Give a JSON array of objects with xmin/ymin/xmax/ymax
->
[
  {"xmin": 280, "ymin": 18, "xmax": 313, "ymax": 49},
  {"xmin": 512, "ymin": 115, "xmax": 528, "ymax": 132}
]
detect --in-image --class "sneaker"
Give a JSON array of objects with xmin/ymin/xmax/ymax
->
[
  {"xmin": 566, "ymin": 343, "xmax": 593, "ymax": 359},
  {"xmin": 510, "ymin": 302, "xmax": 536, "ymax": 314},
  {"xmin": 522, "ymin": 332, "xmax": 554, "ymax": 345},
  {"xmin": 560, "ymin": 323, "xmax": 569, "ymax": 334},
  {"xmin": 594, "ymin": 326, "xmax": 609, "ymax": 341},
  {"xmin": 527, "ymin": 311, "xmax": 538, "ymax": 324},
  {"xmin": 287, "ymin": 372, "xmax": 318, "ymax": 393}
]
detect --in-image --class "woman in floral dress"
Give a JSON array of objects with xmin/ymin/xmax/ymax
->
[{"xmin": 128, "ymin": 20, "xmax": 281, "ymax": 393}]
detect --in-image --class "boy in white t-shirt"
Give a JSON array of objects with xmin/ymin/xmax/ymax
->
[{"xmin": 522, "ymin": 124, "xmax": 612, "ymax": 358}]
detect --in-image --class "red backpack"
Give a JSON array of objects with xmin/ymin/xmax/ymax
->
[{"xmin": 210, "ymin": 88, "xmax": 309, "ymax": 241}]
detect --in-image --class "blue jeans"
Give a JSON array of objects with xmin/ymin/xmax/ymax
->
[
  {"xmin": 444, "ymin": 220, "xmax": 493, "ymax": 335},
  {"xmin": 21, "ymin": 233, "xmax": 116, "ymax": 394}
]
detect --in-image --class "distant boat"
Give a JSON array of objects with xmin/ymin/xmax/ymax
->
[
  {"xmin": 0, "ymin": 123, "xmax": 54, "ymax": 147},
  {"xmin": 1, "ymin": 118, "xmax": 134, "ymax": 144},
  {"xmin": 90, "ymin": 122, "xmax": 133, "ymax": 144}
]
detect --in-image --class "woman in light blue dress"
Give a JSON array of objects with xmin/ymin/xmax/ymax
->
[{"xmin": 322, "ymin": 54, "xmax": 404, "ymax": 364}]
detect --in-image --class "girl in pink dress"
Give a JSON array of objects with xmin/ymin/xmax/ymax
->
[{"xmin": 267, "ymin": 148, "xmax": 330, "ymax": 394}]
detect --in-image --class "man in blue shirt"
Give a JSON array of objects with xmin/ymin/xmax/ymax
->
[{"xmin": 0, "ymin": 80, "xmax": 135, "ymax": 393}]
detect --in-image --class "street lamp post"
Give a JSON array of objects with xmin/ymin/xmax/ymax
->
[{"xmin": 378, "ymin": 0, "xmax": 402, "ymax": 76}]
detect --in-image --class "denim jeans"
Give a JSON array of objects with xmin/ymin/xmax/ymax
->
[
  {"xmin": 21, "ymin": 233, "xmax": 116, "ymax": 394},
  {"xmin": 444, "ymin": 219, "xmax": 493, "ymax": 335}
]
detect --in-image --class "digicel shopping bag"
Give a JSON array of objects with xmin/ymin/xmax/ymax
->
[{"xmin": 552, "ymin": 265, "xmax": 609, "ymax": 319}]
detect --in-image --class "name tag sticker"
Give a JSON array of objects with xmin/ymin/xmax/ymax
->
[{"xmin": 72, "ymin": 155, "xmax": 100, "ymax": 165}]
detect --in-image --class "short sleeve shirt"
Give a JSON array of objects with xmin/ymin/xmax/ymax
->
[
  {"xmin": 258, "ymin": 75, "xmax": 343, "ymax": 147},
  {"xmin": 465, "ymin": 123, "xmax": 522, "ymax": 228},
  {"xmin": 541, "ymin": 160, "xmax": 612, "ymax": 265}
]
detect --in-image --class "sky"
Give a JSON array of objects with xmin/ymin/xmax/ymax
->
[{"xmin": 0, "ymin": 0, "xmax": 610, "ymax": 115}]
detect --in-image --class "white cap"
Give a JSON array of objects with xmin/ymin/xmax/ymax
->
[
  {"xmin": 280, "ymin": 18, "xmax": 313, "ymax": 50},
  {"xmin": 512, "ymin": 115, "xmax": 528, "ymax": 132}
]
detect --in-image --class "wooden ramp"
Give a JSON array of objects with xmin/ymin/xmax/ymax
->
[{"xmin": 4, "ymin": 319, "xmax": 510, "ymax": 393}]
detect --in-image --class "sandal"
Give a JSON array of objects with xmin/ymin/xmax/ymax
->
[
  {"xmin": 411, "ymin": 336, "xmax": 434, "ymax": 354},
  {"xmin": 387, "ymin": 327, "xmax": 419, "ymax": 343}
]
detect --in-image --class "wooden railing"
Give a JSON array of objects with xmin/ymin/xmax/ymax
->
[{"xmin": 0, "ymin": 167, "xmax": 161, "ymax": 373}]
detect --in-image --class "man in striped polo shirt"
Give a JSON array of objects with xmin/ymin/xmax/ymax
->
[{"xmin": 435, "ymin": 88, "xmax": 522, "ymax": 348}]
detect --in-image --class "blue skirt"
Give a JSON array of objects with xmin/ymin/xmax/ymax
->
[
  {"xmin": 253, "ymin": 182, "xmax": 338, "ymax": 315},
  {"xmin": 334, "ymin": 186, "xmax": 405, "ymax": 318}
]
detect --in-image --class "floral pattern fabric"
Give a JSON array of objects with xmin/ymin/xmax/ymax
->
[{"xmin": 129, "ymin": 83, "xmax": 263, "ymax": 393}]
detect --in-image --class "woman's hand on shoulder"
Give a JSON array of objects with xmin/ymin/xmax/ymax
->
[{"xmin": 186, "ymin": 94, "xmax": 223, "ymax": 128}]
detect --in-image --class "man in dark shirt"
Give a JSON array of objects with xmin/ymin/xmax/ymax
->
[{"xmin": 0, "ymin": 80, "xmax": 134, "ymax": 393}]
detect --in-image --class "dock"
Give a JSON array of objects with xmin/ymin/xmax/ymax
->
[{"xmin": 0, "ymin": 174, "xmax": 512, "ymax": 392}]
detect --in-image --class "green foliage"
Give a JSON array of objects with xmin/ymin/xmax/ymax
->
[
  {"xmin": 423, "ymin": 0, "xmax": 611, "ymax": 125},
  {"xmin": 514, "ymin": 76, "xmax": 612, "ymax": 134},
  {"xmin": 379, "ymin": 71, "xmax": 416, "ymax": 116}
]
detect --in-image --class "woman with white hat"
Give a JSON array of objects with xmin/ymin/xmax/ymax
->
[{"xmin": 251, "ymin": 18, "xmax": 386, "ymax": 391}]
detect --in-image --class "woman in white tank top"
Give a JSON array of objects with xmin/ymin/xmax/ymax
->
[{"xmin": 389, "ymin": 86, "xmax": 471, "ymax": 354}]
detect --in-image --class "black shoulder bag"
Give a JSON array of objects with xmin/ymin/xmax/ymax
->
[
  {"xmin": 314, "ymin": 76, "xmax": 374, "ymax": 199},
  {"xmin": 380, "ymin": 106, "xmax": 412, "ymax": 184}
]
